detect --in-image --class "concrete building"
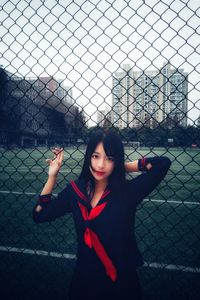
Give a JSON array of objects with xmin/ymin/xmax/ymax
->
[
  {"xmin": 0, "ymin": 67, "xmax": 84, "ymax": 146},
  {"xmin": 27, "ymin": 76, "xmax": 73, "ymax": 105},
  {"xmin": 111, "ymin": 62, "xmax": 188, "ymax": 128},
  {"xmin": 57, "ymin": 80, "xmax": 73, "ymax": 105}
]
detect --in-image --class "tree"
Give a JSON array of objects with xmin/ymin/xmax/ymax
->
[
  {"xmin": 72, "ymin": 107, "xmax": 87, "ymax": 139},
  {"xmin": 121, "ymin": 127, "xmax": 138, "ymax": 141},
  {"xmin": 196, "ymin": 115, "xmax": 200, "ymax": 128},
  {"xmin": 0, "ymin": 67, "xmax": 8, "ymax": 129},
  {"xmin": 103, "ymin": 117, "xmax": 112, "ymax": 129}
]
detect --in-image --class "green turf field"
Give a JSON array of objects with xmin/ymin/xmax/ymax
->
[{"xmin": 0, "ymin": 146, "xmax": 200, "ymax": 299}]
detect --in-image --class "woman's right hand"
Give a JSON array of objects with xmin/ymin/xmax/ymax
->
[{"xmin": 46, "ymin": 148, "xmax": 64, "ymax": 177}]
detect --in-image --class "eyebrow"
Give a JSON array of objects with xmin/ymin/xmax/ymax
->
[{"xmin": 92, "ymin": 151, "xmax": 113, "ymax": 158}]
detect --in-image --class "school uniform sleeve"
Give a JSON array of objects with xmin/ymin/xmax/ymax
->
[
  {"xmin": 32, "ymin": 184, "xmax": 72, "ymax": 223},
  {"xmin": 128, "ymin": 156, "xmax": 171, "ymax": 207}
]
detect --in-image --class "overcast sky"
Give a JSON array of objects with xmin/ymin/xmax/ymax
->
[{"xmin": 0, "ymin": 0, "xmax": 199, "ymax": 125}]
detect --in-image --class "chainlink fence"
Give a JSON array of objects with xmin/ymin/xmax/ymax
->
[{"xmin": 0, "ymin": 0, "xmax": 200, "ymax": 299}]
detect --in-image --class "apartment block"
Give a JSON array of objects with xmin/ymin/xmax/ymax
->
[{"xmin": 111, "ymin": 62, "xmax": 188, "ymax": 128}]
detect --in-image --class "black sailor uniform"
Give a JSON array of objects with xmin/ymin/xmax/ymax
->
[{"xmin": 33, "ymin": 156, "xmax": 171, "ymax": 300}]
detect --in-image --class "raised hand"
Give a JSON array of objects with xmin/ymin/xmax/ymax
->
[{"xmin": 46, "ymin": 148, "xmax": 64, "ymax": 177}]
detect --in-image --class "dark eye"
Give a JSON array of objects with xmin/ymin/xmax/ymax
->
[
  {"xmin": 107, "ymin": 156, "xmax": 114, "ymax": 161},
  {"xmin": 92, "ymin": 154, "xmax": 98, "ymax": 159}
]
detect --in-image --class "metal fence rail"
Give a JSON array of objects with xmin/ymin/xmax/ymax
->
[{"xmin": 0, "ymin": 0, "xmax": 200, "ymax": 299}]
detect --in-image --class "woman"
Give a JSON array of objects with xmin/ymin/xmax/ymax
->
[{"xmin": 33, "ymin": 129, "xmax": 171, "ymax": 300}]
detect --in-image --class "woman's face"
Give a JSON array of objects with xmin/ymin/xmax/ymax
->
[{"xmin": 90, "ymin": 142, "xmax": 115, "ymax": 183}]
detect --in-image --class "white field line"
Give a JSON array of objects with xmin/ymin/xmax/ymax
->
[
  {"xmin": 0, "ymin": 245, "xmax": 199, "ymax": 274},
  {"xmin": 143, "ymin": 199, "xmax": 200, "ymax": 206},
  {"xmin": 143, "ymin": 261, "xmax": 200, "ymax": 273},
  {"xmin": 0, "ymin": 190, "xmax": 199, "ymax": 206}
]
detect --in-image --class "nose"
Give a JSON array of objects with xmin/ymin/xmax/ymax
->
[{"xmin": 98, "ymin": 158, "xmax": 105, "ymax": 169}]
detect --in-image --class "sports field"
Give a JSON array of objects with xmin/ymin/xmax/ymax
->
[{"xmin": 0, "ymin": 146, "xmax": 200, "ymax": 299}]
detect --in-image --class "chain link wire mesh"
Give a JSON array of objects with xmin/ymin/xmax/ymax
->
[{"xmin": 0, "ymin": 0, "xmax": 200, "ymax": 299}]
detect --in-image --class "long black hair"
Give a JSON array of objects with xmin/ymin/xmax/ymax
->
[{"xmin": 79, "ymin": 128, "xmax": 126, "ymax": 196}]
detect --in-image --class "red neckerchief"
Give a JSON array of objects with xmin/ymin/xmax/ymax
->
[{"xmin": 71, "ymin": 180, "xmax": 117, "ymax": 282}]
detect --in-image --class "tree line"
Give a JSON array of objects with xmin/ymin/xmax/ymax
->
[{"xmin": 81, "ymin": 118, "xmax": 200, "ymax": 148}]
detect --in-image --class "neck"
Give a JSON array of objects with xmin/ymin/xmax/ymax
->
[{"xmin": 94, "ymin": 179, "xmax": 108, "ymax": 193}]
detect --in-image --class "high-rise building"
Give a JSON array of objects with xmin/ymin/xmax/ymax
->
[
  {"xmin": 112, "ymin": 64, "xmax": 135, "ymax": 128},
  {"xmin": 111, "ymin": 62, "xmax": 188, "ymax": 128},
  {"xmin": 161, "ymin": 62, "xmax": 188, "ymax": 127}
]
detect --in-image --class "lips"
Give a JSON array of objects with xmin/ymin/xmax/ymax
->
[{"xmin": 95, "ymin": 171, "xmax": 105, "ymax": 176}]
